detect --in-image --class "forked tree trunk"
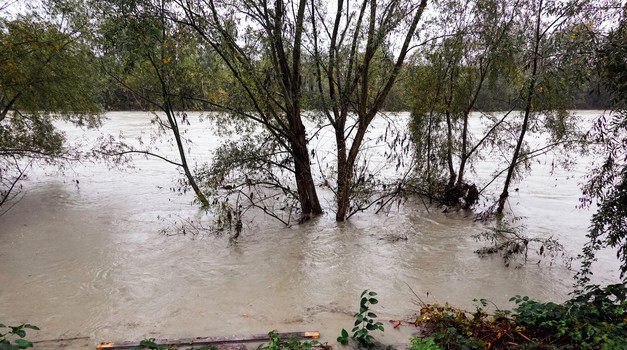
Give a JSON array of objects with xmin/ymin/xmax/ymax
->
[{"xmin": 335, "ymin": 122, "xmax": 368, "ymax": 221}]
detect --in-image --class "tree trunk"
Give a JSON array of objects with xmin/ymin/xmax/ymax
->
[
  {"xmin": 496, "ymin": 0, "xmax": 543, "ymax": 215},
  {"xmin": 497, "ymin": 107, "xmax": 532, "ymax": 215},
  {"xmin": 336, "ymin": 122, "xmax": 368, "ymax": 221},
  {"xmin": 0, "ymin": 93, "xmax": 20, "ymax": 122},
  {"xmin": 456, "ymin": 113, "xmax": 469, "ymax": 187},
  {"xmin": 165, "ymin": 108, "xmax": 210, "ymax": 208},
  {"xmin": 445, "ymin": 110, "xmax": 456, "ymax": 188},
  {"xmin": 290, "ymin": 127, "xmax": 323, "ymax": 218},
  {"xmin": 335, "ymin": 124, "xmax": 350, "ymax": 221},
  {"xmin": 426, "ymin": 111, "xmax": 434, "ymax": 195}
]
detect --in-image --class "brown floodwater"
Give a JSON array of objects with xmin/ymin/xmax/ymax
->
[{"xmin": 0, "ymin": 111, "xmax": 621, "ymax": 349}]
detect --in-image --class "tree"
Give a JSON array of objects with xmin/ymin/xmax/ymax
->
[
  {"xmin": 175, "ymin": 0, "xmax": 324, "ymax": 221},
  {"xmin": 495, "ymin": 0, "xmax": 600, "ymax": 215},
  {"xmin": 173, "ymin": 0, "xmax": 432, "ymax": 222},
  {"xmin": 405, "ymin": 0, "xmax": 520, "ymax": 209},
  {"xmin": 577, "ymin": 4, "xmax": 627, "ymax": 283},
  {"xmin": 310, "ymin": 0, "xmax": 428, "ymax": 220},
  {"xmin": 403, "ymin": 0, "xmax": 609, "ymax": 217},
  {"xmin": 0, "ymin": 9, "xmax": 102, "ymax": 214},
  {"xmin": 95, "ymin": 0, "xmax": 218, "ymax": 207}
]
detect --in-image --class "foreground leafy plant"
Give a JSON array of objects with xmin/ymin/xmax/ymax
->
[
  {"xmin": 406, "ymin": 337, "xmax": 442, "ymax": 350},
  {"xmin": 511, "ymin": 282, "xmax": 627, "ymax": 349},
  {"xmin": 338, "ymin": 290, "xmax": 384, "ymax": 348},
  {"xmin": 414, "ymin": 282, "xmax": 627, "ymax": 349},
  {"xmin": 0, "ymin": 323, "xmax": 39, "ymax": 350},
  {"xmin": 259, "ymin": 331, "xmax": 319, "ymax": 350}
]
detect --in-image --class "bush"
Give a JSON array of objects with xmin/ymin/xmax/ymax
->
[{"xmin": 414, "ymin": 282, "xmax": 627, "ymax": 349}]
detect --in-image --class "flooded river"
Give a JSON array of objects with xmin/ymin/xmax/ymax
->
[{"xmin": 0, "ymin": 111, "xmax": 621, "ymax": 349}]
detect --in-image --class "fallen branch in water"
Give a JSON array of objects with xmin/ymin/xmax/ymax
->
[
  {"xmin": 97, "ymin": 331, "xmax": 320, "ymax": 350},
  {"xmin": 31, "ymin": 336, "xmax": 90, "ymax": 343}
]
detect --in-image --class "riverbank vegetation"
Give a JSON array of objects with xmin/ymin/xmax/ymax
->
[
  {"xmin": 411, "ymin": 282, "xmax": 627, "ymax": 349},
  {"xmin": 4, "ymin": 281, "xmax": 626, "ymax": 349}
]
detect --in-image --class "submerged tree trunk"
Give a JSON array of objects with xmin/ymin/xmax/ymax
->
[
  {"xmin": 284, "ymin": 0, "xmax": 323, "ymax": 219},
  {"xmin": 289, "ymin": 112, "xmax": 323, "ymax": 218},
  {"xmin": 456, "ymin": 112, "xmax": 470, "ymax": 187},
  {"xmin": 164, "ymin": 108, "xmax": 210, "ymax": 208},
  {"xmin": 497, "ymin": 0, "xmax": 543, "ymax": 215},
  {"xmin": 336, "ymin": 121, "xmax": 369, "ymax": 221},
  {"xmin": 335, "ymin": 123, "xmax": 350, "ymax": 221},
  {"xmin": 445, "ymin": 110, "xmax": 457, "ymax": 188}
]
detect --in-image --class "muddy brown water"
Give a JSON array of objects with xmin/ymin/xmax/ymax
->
[{"xmin": 0, "ymin": 111, "xmax": 621, "ymax": 349}]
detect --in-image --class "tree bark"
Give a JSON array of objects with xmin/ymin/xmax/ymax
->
[
  {"xmin": 335, "ymin": 123, "xmax": 350, "ymax": 221},
  {"xmin": 497, "ymin": 0, "xmax": 543, "ymax": 215},
  {"xmin": 164, "ymin": 108, "xmax": 210, "ymax": 208},
  {"xmin": 0, "ymin": 93, "xmax": 20, "ymax": 122},
  {"xmin": 445, "ymin": 110, "xmax": 457, "ymax": 188},
  {"xmin": 289, "ymin": 110, "xmax": 323, "ymax": 217}
]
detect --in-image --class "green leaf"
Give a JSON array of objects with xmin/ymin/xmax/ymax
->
[
  {"xmin": 139, "ymin": 339, "xmax": 158, "ymax": 348},
  {"xmin": 360, "ymin": 290, "xmax": 369, "ymax": 298},
  {"xmin": 368, "ymin": 298, "xmax": 378, "ymax": 304},
  {"xmin": 336, "ymin": 335, "xmax": 348, "ymax": 346},
  {"xmin": 341, "ymin": 329, "xmax": 348, "ymax": 338},
  {"xmin": 14, "ymin": 339, "xmax": 33, "ymax": 348},
  {"xmin": 367, "ymin": 312, "xmax": 377, "ymax": 318},
  {"xmin": 368, "ymin": 291, "xmax": 377, "ymax": 296},
  {"xmin": 22, "ymin": 325, "xmax": 38, "ymax": 331},
  {"xmin": 15, "ymin": 330, "xmax": 26, "ymax": 338}
]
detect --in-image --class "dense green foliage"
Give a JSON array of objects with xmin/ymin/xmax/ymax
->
[
  {"xmin": 414, "ymin": 283, "xmax": 627, "ymax": 349},
  {"xmin": 577, "ymin": 5, "xmax": 627, "ymax": 283},
  {"xmin": 407, "ymin": 337, "xmax": 442, "ymax": 350},
  {"xmin": 0, "ymin": 10, "xmax": 102, "ymax": 213}
]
